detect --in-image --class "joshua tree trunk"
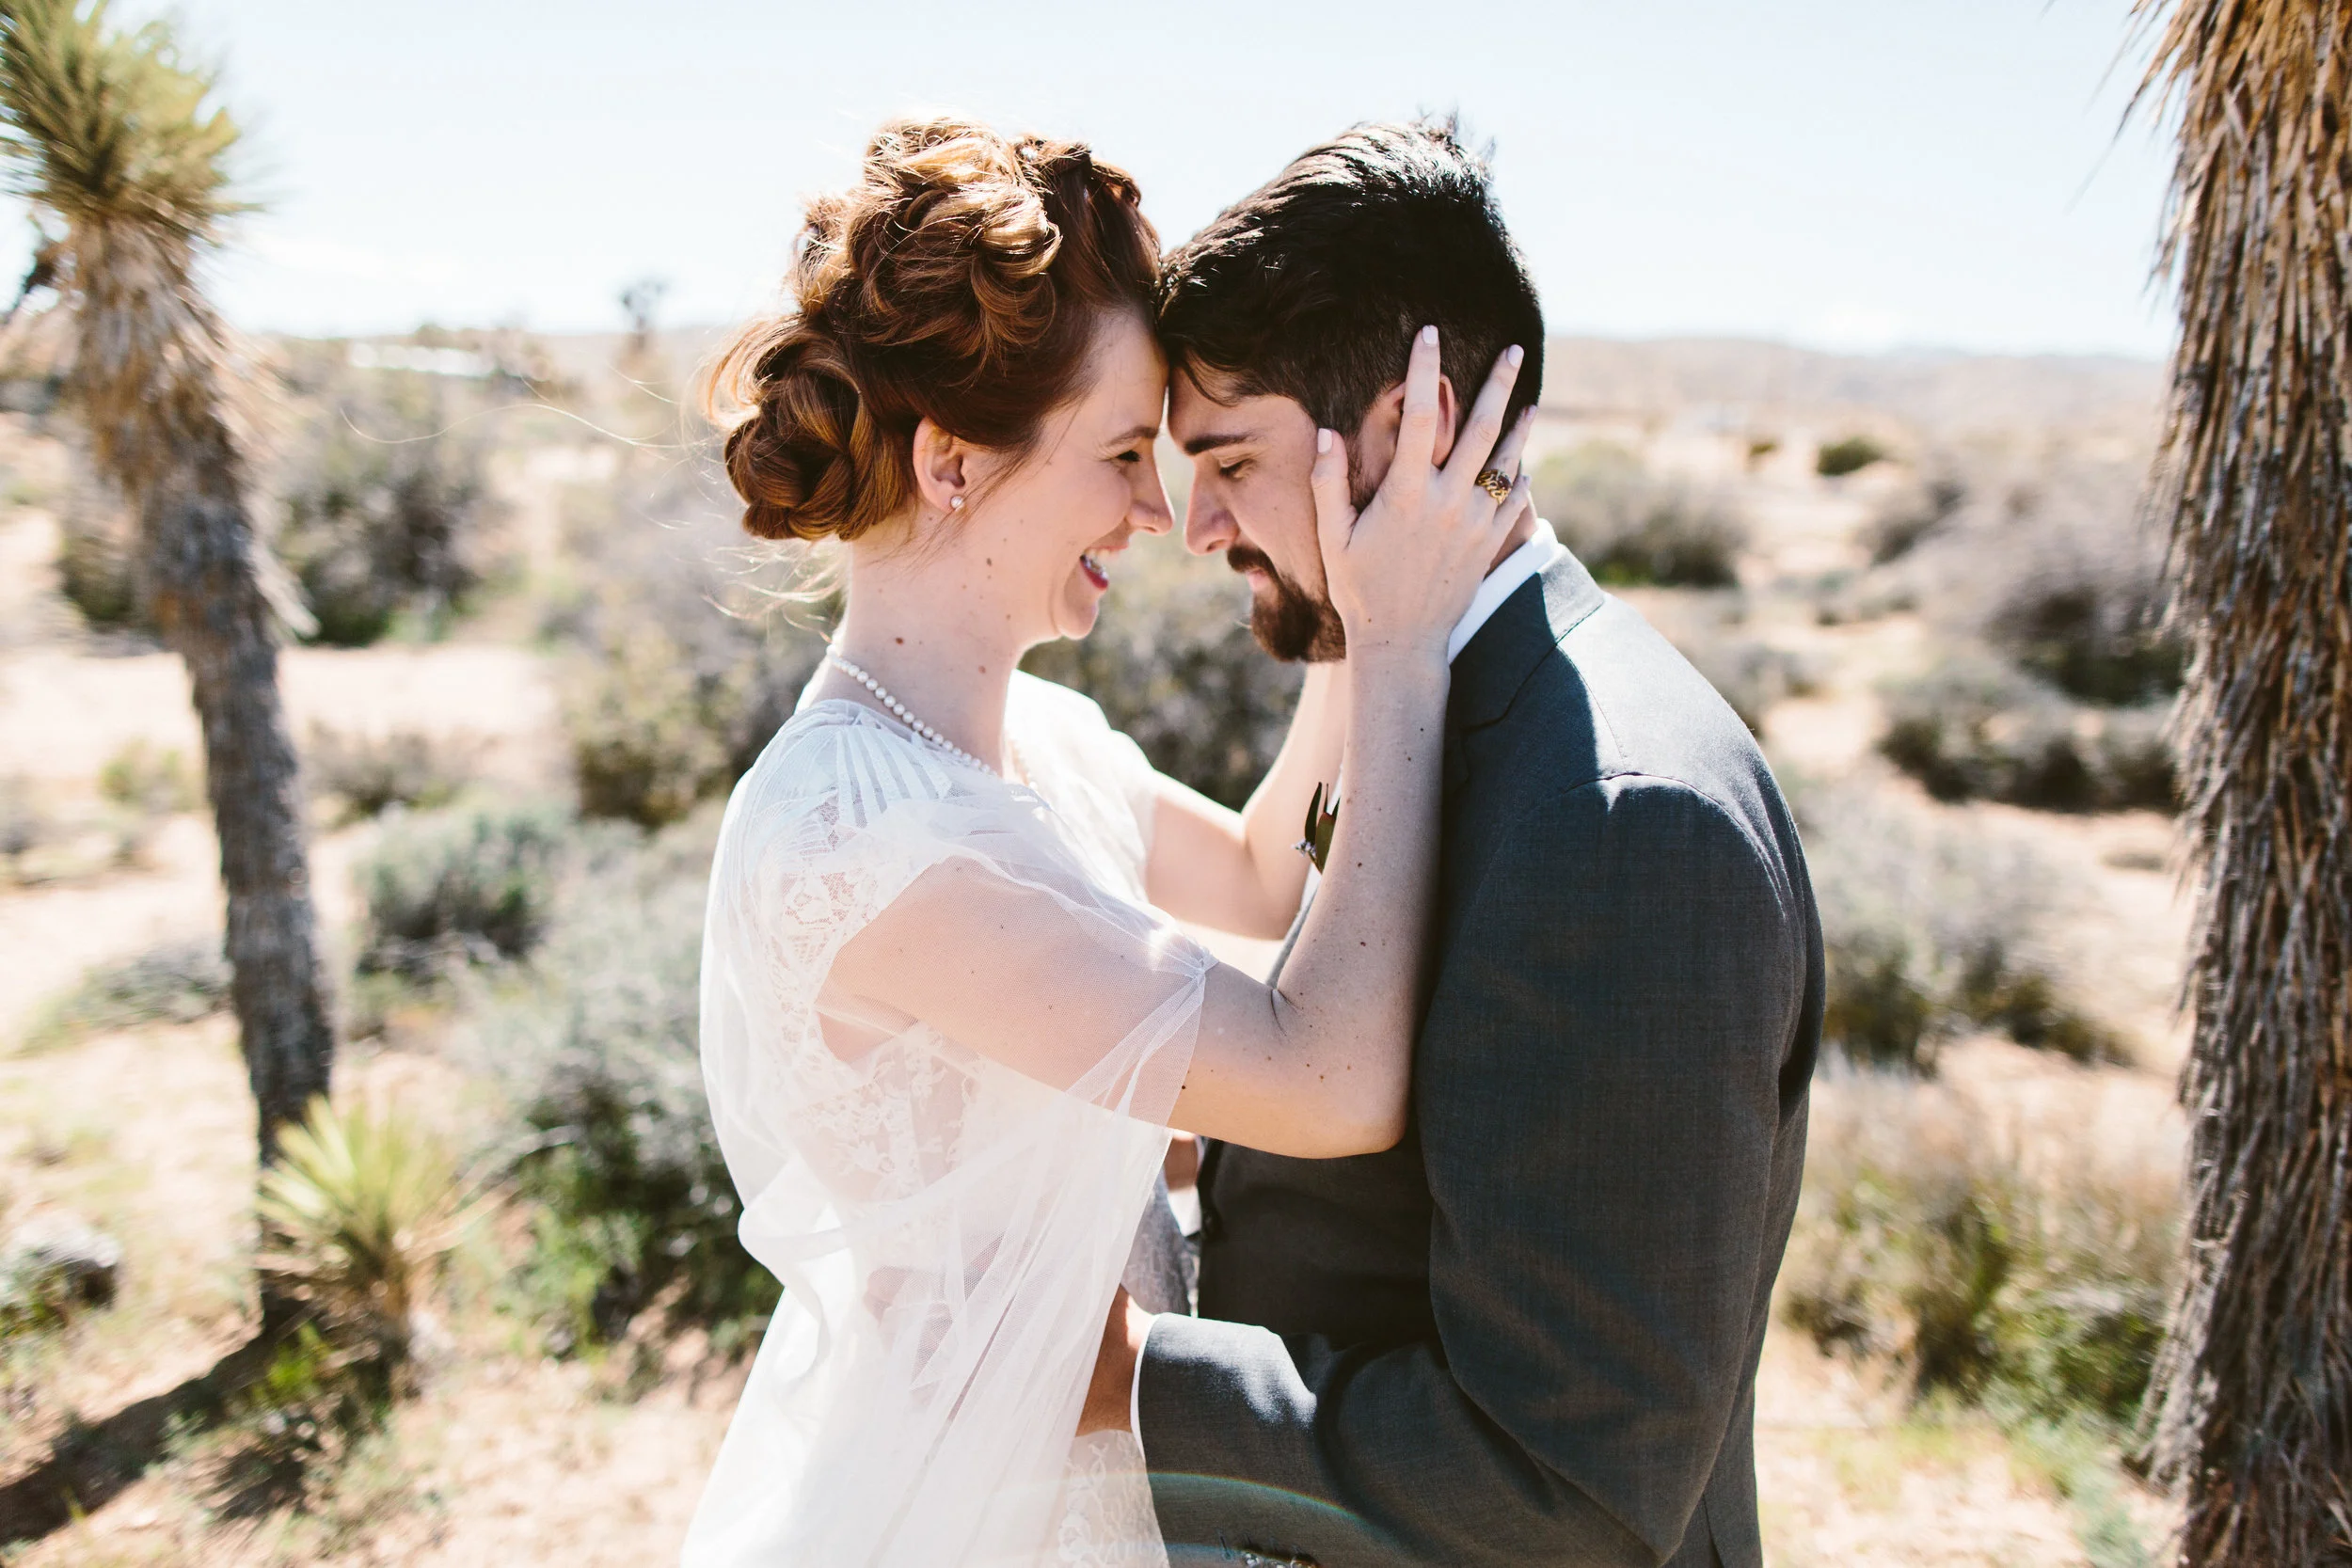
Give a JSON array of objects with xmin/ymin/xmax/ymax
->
[
  {"xmin": 140, "ymin": 423, "xmax": 334, "ymax": 1160},
  {"xmin": 2134, "ymin": 2, "xmax": 2352, "ymax": 1561},
  {"xmin": 0, "ymin": 0, "xmax": 337, "ymax": 1167}
]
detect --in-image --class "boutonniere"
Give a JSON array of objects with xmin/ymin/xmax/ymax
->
[{"xmin": 1295, "ymin": 781, "xmax": 1340, "ymax": 874}]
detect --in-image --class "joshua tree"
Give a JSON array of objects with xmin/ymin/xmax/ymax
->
[
  {"xmin": 2133, "ymin": 2, "xmax": 2352, "ymax": 1561},
  {"xmin": 0, "ymin": 0, "xmax": 333, "ymax": 1161}
]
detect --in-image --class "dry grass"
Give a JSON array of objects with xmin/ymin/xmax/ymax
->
[
  {"xmin": 1790, "ymin": 778, "xmax": 2131, "ymax": 1070},
  {"xmin": 1783, "ymin": 1070, "xmax": 2179, "ymax": 1418}
]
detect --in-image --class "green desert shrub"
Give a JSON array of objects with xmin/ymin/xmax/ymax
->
[
  {"xmin": 563, "ymin": 606, "xmax": 822, "ymax": 828},
  {"xmin": 1862, "ymin": 472, "xmax": 1966, "ymax": 565},
  {"xmin": 2004, "ymin": 1414, "xmax": 2157, "ymax": 1568},
  {"xmin": 96, "ymin": 738, "xmax": 199, "ymax": 863},
  {"xmin": 1793, "ymin": 780, "xmax": 2126, "ymax": 1070},
  {"xmin": 1815, "ymin": 435, "xmax": 1889, "ymax": 478},
  {"xmin": 1889, "ymin": 444, "xmax": 2181, "ymax": 707},
  {"xmin": 1024, "ymin": 539, "xmax": 1303, "ymax": 807},
  {"xmin": 53, "ymin": 456, "xmax": 141, "ymax": 632},
  {"xmin": 207, "ymin": 1321, "xmax": 392, "ymax": 1518},
  {"xmin": 1981, "ymin": 573, "xmax": 2180, "ymax": 710},
  {"xmin": 551, "ymin": 475, "xmax": 824, "ymax": 828},
  {"xmin": 0, "ymin": 773, "xmax": 56, "ymax": 881},
  {"xmin": 564, "ymin": 610, "xmax": 782, "ymax": 828},
  {"xmin": 471, "ymin": 814, "xmax": 774, "ymax": 1354},
  {"xmin": 1879, "ymin": 655, "xmax": 2175, "ymax": 813},
  {"xmin": 98, "ymin": 739, "xmax": 198, "ymax": 816},
  {"xmin": 274, "ymin": 372, "xmax": 500, "ymax": 646},
  {"xmin": 1957, "ymin": 455, "xmax": 2178, "ymax": 707},
  {"xmin": 354, "ymin": 799, "xmax": 577, "ymax": 977},
  {"xmin": 1534, "ymin": 441, "xmax": 1747, "ymax": 589},
  {"xmin": 1781, "ymin": 1073, "xmax": 2177, "ymax": 1427},
  {"xmin": 307, "ymin": 725, "xmax": 476, "ymax": 822},
  {"xmin": 0, "ymin": 1221, "xmax": 121, "ymax": 1338},
  {"xmin": 21, "ymin": 938, "xmax": 230, "ymax": 1050},
  {"xmin": 56, "ymin": 508, "xmax": 137, "ymax": 628}
]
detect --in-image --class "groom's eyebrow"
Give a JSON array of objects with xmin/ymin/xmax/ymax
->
[{"xmin": 1181, "ymin": 432, "xmax": 1250, "ymax": 456}]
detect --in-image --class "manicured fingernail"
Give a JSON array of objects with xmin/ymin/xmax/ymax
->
[
  {"xmin": 1507, "ymin": 344, "xmax": 1524, "ymax": 367},
  {"xmin": 1420, "ymin": 325, "xmax": 1438, "ymax": 346},
  {"xmin": 1317, "ymin": 428, "xmax": 1333, "ymax": 453}
]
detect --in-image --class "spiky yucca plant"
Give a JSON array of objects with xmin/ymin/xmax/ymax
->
[
  {"xmin": 0, "ymin": 0, "xmax": 334, "ymax": 1160},
  {"xmin": 257, "ymin": 1097, "xmax": 485, "ymax": 1361},
  {"xmin": 2131, "ymin": 2, "xmax": 2352, "ymax": 1561}
]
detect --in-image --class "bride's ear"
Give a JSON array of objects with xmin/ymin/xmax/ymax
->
[
  {"xmin": 910, "ymin": 417, "xmax": 973, "ymax": 517},
  {"xmin": 1353, "ymin": 372, "xmax": 1460, "ymax": 489}
]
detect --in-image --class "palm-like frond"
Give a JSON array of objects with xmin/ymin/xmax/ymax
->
[
  {"xmin": 0, "ymin": 0, "xmax": 243, "ymax": 244},
  {"xmin": 257, "ymin": 1097, "xmax": 487, "ymax": 1348},
  {"xmin": 0, "ymin": 0, "xmax": 249, "ymax": 490},
  {"xmin": 2131, "ymin": 2, "xmax": 2352, "ymax": 1562}
]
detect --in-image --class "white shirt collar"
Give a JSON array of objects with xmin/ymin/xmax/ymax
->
[{"xmin": 1445, "ymin": 519, "xmax": 1565, "ymax": 664}]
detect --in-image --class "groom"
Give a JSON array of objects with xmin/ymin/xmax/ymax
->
[{"xmin": 1085, "ymin": 121, "xmax": 1821, "ymax": 1567}]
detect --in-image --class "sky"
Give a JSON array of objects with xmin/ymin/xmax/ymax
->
[{"xmin": 7, "ymin": 0, "xmax": 2181, "ymax": 358}]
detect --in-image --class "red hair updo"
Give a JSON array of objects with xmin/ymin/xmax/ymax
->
[{"xmin": 706, "ymin": 118, "xmax": 1161, "ymax": 543}]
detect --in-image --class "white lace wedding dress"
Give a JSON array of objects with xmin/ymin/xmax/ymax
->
[{"xmin": 685, "ymin": 673, "xmax": 1212, "ymax": 1567}]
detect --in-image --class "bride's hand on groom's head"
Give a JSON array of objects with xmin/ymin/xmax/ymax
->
[{"xmin": 1313, "ymin": 326, "xmax": 1534, "ymax": 666}]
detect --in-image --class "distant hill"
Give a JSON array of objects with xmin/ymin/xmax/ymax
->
[
  {"xmin": 1539, "ymin": 336, "xmax": 2165, "ymax": 438},
  {"xmin": 302, "ymin": 326, "xmax": 2169, "ymax": 443}
]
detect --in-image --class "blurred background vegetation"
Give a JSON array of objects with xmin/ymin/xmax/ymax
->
[{"xmin": 0, "ymin": 320, "xmax": 2189, "ymax": 1563}]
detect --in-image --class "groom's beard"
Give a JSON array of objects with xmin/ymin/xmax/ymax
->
[{"xmin": 1229, "ymin": 544, "xmax": 1347, "ymax": 663}]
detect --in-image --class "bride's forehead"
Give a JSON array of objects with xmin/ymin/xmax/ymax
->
[{"xmin": 1071, "ymin": 325, "xmax": 1166, "ymax": 414}]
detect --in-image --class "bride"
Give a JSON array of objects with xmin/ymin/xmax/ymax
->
[{"xmin": 685, "ymin": 118, "xmax": 1531, "ymax": 1566}]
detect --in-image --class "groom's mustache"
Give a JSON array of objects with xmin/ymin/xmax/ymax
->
[
  {"xmin": 1225, "ymin": 544, "xmax": 1279, "ymax": 581},
  {"xmin": 1227, "ymin": 545, "xmax": 1318, "ymax": 596}
]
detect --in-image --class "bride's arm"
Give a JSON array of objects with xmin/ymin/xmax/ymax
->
[
  {"xmin": 827, "ymin": 641, "xmax": 1428, "ymax": 1159},
  {"xmin": 1139, "ymin": 662, "xmax": 1343, "ymax": 940},
  {"xmin": 1167, "ymin": 631, "xmax": 1451, "ymax": 1155},
  {"xmin": 832, "ymin": 332, "xmax": 1531, "ymax": 1159}
]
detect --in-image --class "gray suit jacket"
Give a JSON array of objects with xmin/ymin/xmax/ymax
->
[{"xmin": 1138, "ymin": 551, "xmax": 1821, "ymax": 1567}]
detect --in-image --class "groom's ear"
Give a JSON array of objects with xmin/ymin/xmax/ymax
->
[{"xmin": 1348, "ymin": 373, "xmax": 1460, "ymax": 495}]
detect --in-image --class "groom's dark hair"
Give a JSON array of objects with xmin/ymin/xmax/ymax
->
[{"xmin": 1156, "ymin": 118, "xmax": 1544, "ymax": 439}]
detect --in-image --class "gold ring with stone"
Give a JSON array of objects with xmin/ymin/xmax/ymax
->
[{"xmin": 1475, "ymin": 467, "xmax": 1513, "ymax": 501}]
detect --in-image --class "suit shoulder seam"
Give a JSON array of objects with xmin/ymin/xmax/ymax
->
[{"xmin": 1531, "ymin": 771, "xmax": 1787, "ymax": 909}]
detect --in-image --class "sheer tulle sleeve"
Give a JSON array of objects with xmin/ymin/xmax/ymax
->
[
  {"xmin": 687, "ymin": 707, "xmax": 1210, "ymax": 1567},
  {"xmin": 1002, "ymin": 673, "xmax": 1165, "ymax": 877}
]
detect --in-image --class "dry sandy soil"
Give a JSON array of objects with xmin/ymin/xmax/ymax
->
[{"xmin": 0, "ymin": 378, "xmax": 2193, "ymax": 1565}]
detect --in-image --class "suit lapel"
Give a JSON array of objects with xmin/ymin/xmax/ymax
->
[
  {"xmin": 1204, "ymin": 550, "xmax": 1607, "ymax": 1217},
  {"xmin": 1446, "ymin": 549, "xmax": 1608, "ymax": 738}
]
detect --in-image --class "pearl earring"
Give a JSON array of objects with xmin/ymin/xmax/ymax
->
[{"xmin": 948, "ymin": 496, "xmax": 964, "ymax": 511}]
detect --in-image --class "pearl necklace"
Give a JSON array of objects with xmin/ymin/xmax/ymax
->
[{"xmin": 824, "ymin": 648, "xmax": 1011, "ymax": 778}]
